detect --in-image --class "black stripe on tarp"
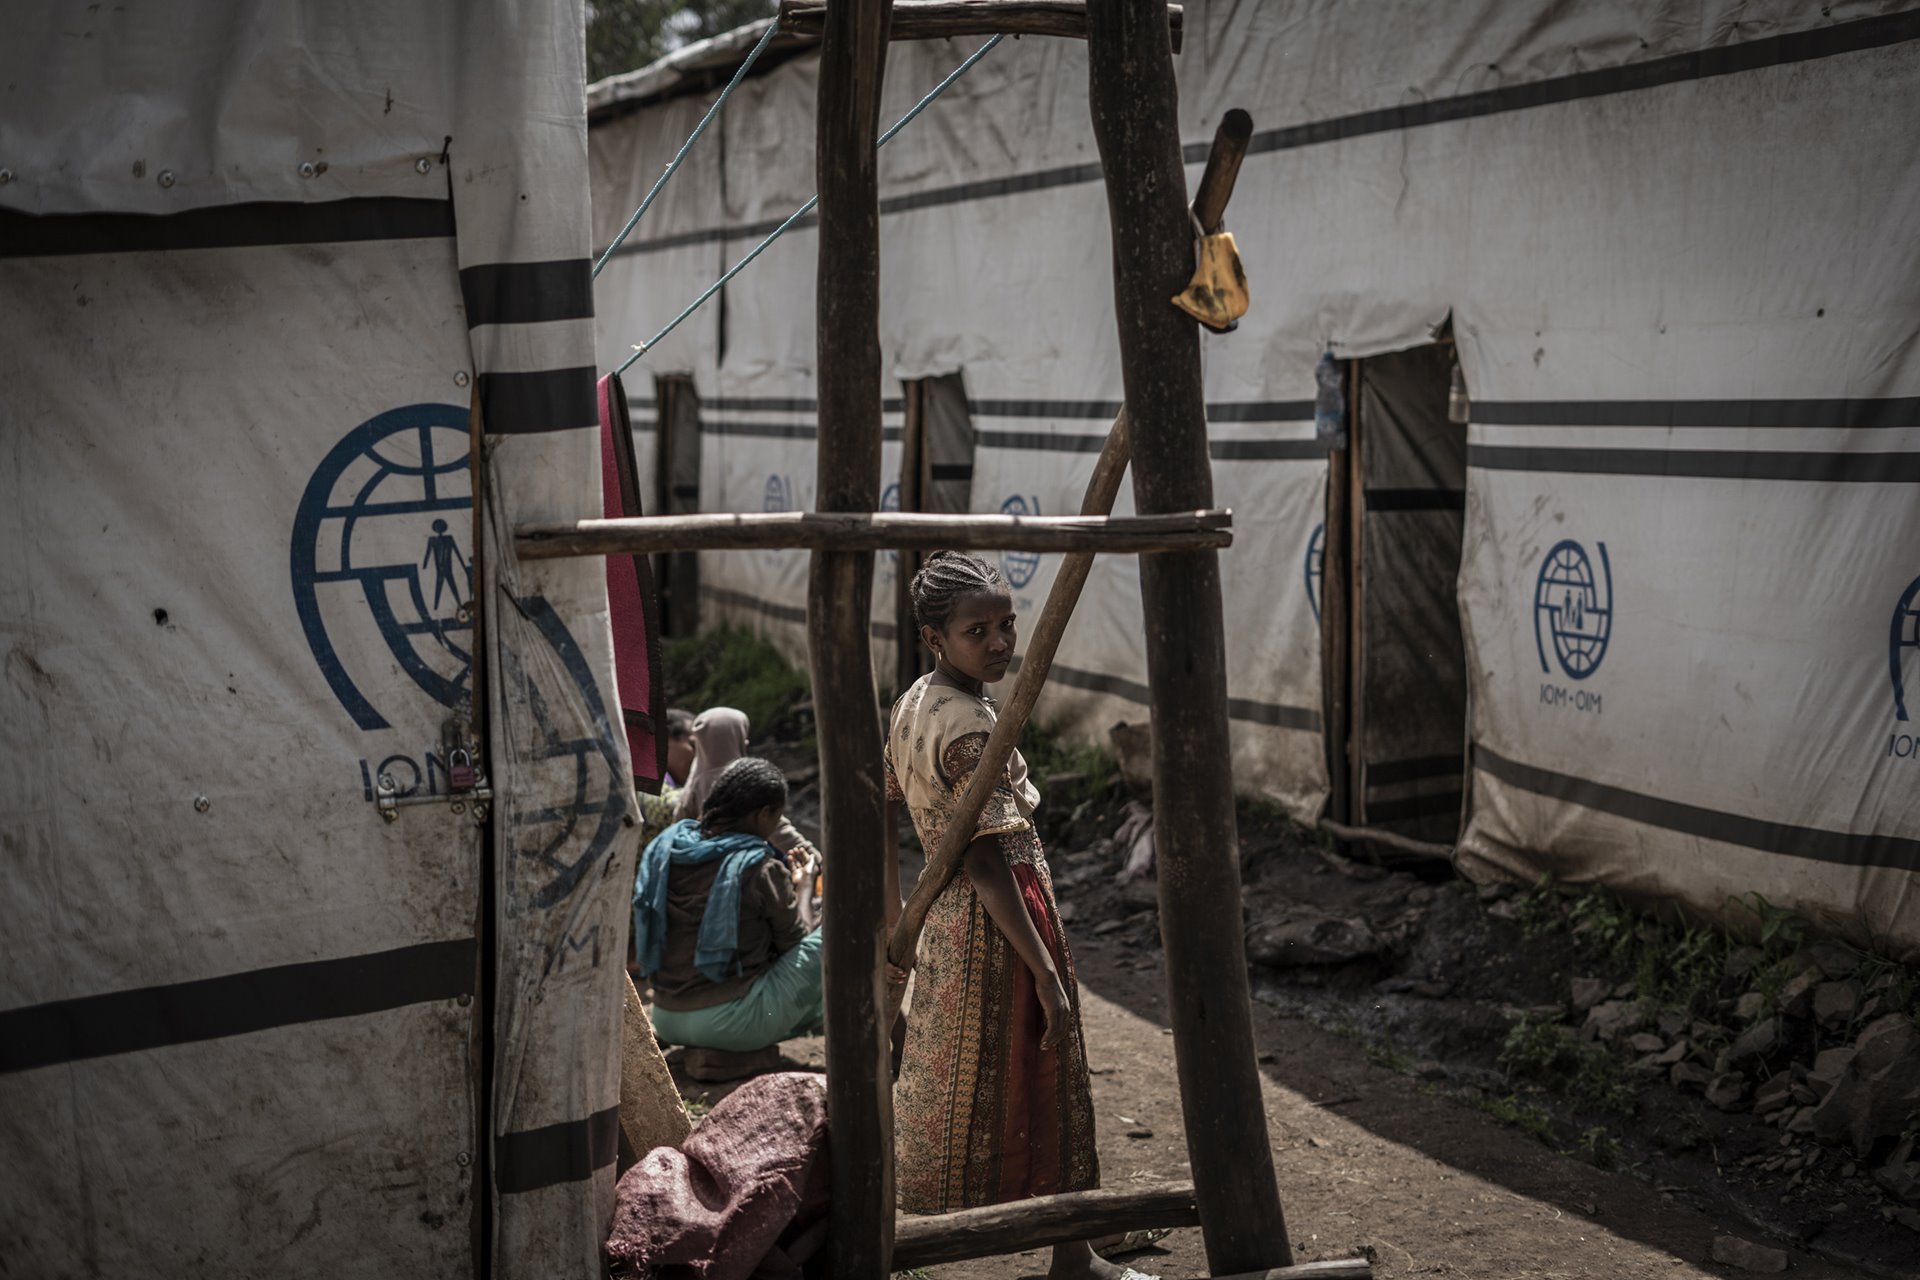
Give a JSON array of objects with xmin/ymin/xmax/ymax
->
[
  {"xmin": 1364, "ymin": 791, "xmax": 1464, "ymax": 826},
  {"xmin": 1209, "ymin": 401, "xmax": 1314, "ymax": 423},
  {"xmin": 495, "ymin": 1104, "xmax": 621, "ymax": 1194},
  {"xmin": 0, "ymin": 197, "xmax": 455, "ymax": 259},
  {"xmin": 0, "ymin": 938, "xmax": 477, "ymax": 1074},
  {"xmin": 1473, "ymin": 397, "xmax": 1920, "ymax": 429},
  {"xmin": 977, "ymin": 429, "xmax": 1111, "ymax": 454},
  {"xmin": 1473, "ymin": 743, "xmax": 1920, "ymax": 872},
  {"xmin": 929, "ymin": 463, "xmax": 974, "ymax": 481},
  {"xmin": 1236, "ymin": 10, "xmax": 1920, "ymax": 162},
  {"xmin": 1211, "ymin": 439, "xmax": 1322, "ymax": 461},
  {"xmin": 600, "ymin": 13, "xmax": 1920, "ymax": 263},
  {"xmin": 1468, "ymin": 445, "xmax": 1920, "ymax": 483},
  {"xmin": 974, "ymin": 399, "xmax": 1124, "ymax": 420},
  {"xmin": 708, "ymin": 419, "xmax": 820, "ymax": 439},
  {"xmin": 479, "ymin": 367, "xmax": 600, "ymax": 435},
  {"xmin": 460, "ymin": 259, "xmax": 594, "ymax": 328},
  {"xmin": 1365, "ymin": 488, "xmax": 1466, "ymax": 511},
  {"xmin": 1367, "ymin": 754, "xmax": 1463, "ymax": 787}
]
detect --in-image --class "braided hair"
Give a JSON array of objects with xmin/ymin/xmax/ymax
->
[
  {"xmin": 909, "ymin": 550, "xmax": 1006, "ymax": 633},
  {"xmin": 698, "ymin": 756, "xmax": 788, "ymax": 835}
]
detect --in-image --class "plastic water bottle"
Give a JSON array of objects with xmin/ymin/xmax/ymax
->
[{"xmin": 1314, "ymin": 350, "xmax": 1347, "ymax": 449}]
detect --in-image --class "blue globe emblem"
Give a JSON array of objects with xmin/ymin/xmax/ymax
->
[
  {"xmin": 1305, "ymin": 522, "xmax": 1325, "ymax": 622},
  {"xmin": 1892, "ymin": 573, "xmax": 1920, "ymax": 722},
  {"xmin": 1534, "ymin": 539, "xmax": 1613, "ymax": 680},
  {"xmin": 292, "ymin": 404, "xmax": 475, "ymax": 730},
  {"xmin": 763, "ymin": 473, "xmax": 793, "ymax": 513},
  {"xmin": 1001, "ymin": 494, "xmax": 1041, "ymax": 589}
]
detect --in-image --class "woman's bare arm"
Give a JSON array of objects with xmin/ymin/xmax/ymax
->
[{"xmin": 963, "ymin": 834, "xmax": 1071, "ymax": 1050}]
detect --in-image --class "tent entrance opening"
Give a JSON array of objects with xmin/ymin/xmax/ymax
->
[{"xmin": 654, "ymin": 374, "xmax": 702, "ymax": 637}]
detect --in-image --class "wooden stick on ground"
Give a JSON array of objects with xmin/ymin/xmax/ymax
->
[
  {"xmin": 513, "ymin": 508, "xmax": 1229, "ymax": 559},
  {"xmin": 892, "ymin": 1180, "xmax": 1196, "ymax": 1269},
  {"xmin": 1318, "ymin": 820, "xmax": 1454, "ymax": 863},
  {"xmin": 885, "ymin": 411, "xmax": 1130, "ymax": 999}
]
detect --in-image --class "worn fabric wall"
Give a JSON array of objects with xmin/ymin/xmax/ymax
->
[
  {"xmin": 589, "ymin": 1, "xmax": 1920, "ymax": 954},
  {"xmin": 2, "ymin": 2, "xmax": 633, "ymax": 1276}
]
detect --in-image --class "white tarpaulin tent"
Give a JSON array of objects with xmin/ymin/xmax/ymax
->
[
  {"xmin": 588, "ymin": 2, "xmax": 1920, "ymax": 956},
  {"xmin": 2, "ymin": 4, "xmax": 639, "ymax": 1276}
]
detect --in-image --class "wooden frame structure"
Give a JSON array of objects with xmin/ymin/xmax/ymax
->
[{"xmin": 536, "ymin": 2, "xmax": 1376, "ymax": 1275}]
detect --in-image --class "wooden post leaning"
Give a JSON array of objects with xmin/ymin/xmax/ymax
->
[
  {"xmin": 808, "ymin": 0, "xmax": 896, "ymax": 1276},
  {"xmin": 1086, "ymin": 1, "xmax": 1292, "ymax": 1273},
  {"xmin": 885, "ymin": 411, "xmax": 1131, "ymax": 1006}
]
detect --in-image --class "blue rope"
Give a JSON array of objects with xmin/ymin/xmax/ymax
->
[
  {"xmin": 614, "ymin": 34, "xmax": 1005, "ymax": 377},
  {"xmin": 591, "ymin": 20, "xmax": 780, "ymax": 280}
]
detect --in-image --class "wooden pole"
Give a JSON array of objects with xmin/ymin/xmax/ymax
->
[
  {"xmin": 513, "ymin": 508, "xmax": 1227, "ymax": 558},
  {"xmin": 1317, "ymin": 820, "xmax": 1454, "ymax": 863},
  {"xmin": 1207, "ymin": 1263, "xmax": 1374, "ymax": 1280},
  {"xmin": 886, "ymin": 412, "xmax": 1130, "ymax": 997},
  {"xmin": 1191, "ymin": 109, "xmax": 1253, "ymax": 233},
  {"xmin": 810, "ymin": 0, "xmax": 895, "ymax": 1274},
  {"xmin": 1085, "ymin": 2, "xmax": 1292, "ymax": 1272},
  {"xmin": 892, "ymin": 1178, "xmax": 1194, "ymax": 1269},
  {"xmin": 780, "ymin": 0, "xmax": 1184, "ymax": 52}
]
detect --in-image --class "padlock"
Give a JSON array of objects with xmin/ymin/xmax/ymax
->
[{"xmin": 448, "ymin": 748, "xmax": 477, "ymax": 793}]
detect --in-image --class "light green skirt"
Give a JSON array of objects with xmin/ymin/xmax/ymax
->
[{"xmin": 650, "ymin": 929, "xmax": 824, "ymax": 1053}]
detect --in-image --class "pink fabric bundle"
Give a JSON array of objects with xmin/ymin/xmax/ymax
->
[{"xmin": 605, "ymin": 1072, "xmax": 832, "ymax": 1280}]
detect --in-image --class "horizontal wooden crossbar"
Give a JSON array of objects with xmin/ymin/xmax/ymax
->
[
  {"xmin": 779, "ymin": 0, "xmax": 1184, "ymax": 52},
  {"xmin": 1212, "ymin": 1262, "xmax": 1374, "ymax": 1279},
  {"xmin": 893, "ymin": 1183, "xmax": 1200, "ymax": 1269},
  {"xmin": 513, "ymin": 510, "xmax": 1232, "ymax": 559}
]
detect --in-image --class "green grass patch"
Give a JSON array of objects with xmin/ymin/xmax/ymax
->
[
  {"xmin": 663, "ymin": 625, "xmax": 814, "ymax": 752},
  {"xmin": 1474, "ymin": 1093, "xmax": 1556, "ymax": 1144},
  {"xmin": 1497, "ymin": 1015, "xmax": 1638, "ymax": 1116}
]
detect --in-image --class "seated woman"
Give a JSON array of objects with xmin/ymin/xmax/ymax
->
[
  {"xmin": 633, "ymin": 757, "xmax": 824, "ymax": 1061},
  {"xmin": 674, "ymin": 706, "xmax": 824, "ymax": 926}
]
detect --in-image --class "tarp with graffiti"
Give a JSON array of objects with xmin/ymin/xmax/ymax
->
[
  {"xmin": 0, "ymin": 3, "xmax": 635, "ymax": 1275},
  {"xmin": 586, "ymin": 0, "xmax": 1920, "ymax": 955}
]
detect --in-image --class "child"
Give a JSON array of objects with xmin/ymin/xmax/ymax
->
[{"xmin": 885, "ymin": 551, "xmax": 1147, "ymax": 1280}]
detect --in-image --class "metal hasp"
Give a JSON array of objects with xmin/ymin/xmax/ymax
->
[
  {"xmin": 374, "ymin": 715, "xmax": 491, "ymax": 825},
  {"xmin": 1086, "ymin": 3, "xmax": 1293, "ymax": 1273}
]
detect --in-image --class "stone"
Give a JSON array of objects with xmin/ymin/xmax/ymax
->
[
  {"xmin": 1808, "ymin": 1046, "xmax": 1857, "ymax": 1098},
  {"xmin": 1092, "ymin": 919, "xmax": 1128, "ymax": 936},
  {"xmin": 1728, "ymin": 1017, "xmax": 1783, "ymax": 1066},
  {"xmin": 1652, "ymin": 1039, "xmax": 1690, "ymax": 1066},
  {"xmin": 1671, "ymin": 1061, "xmax": 1714, "ymax": 1090},
  {"xmin": 1657, "ymin": 1010, "xmax": 1688, "ymax": 1038},
  {"xmin": 1706, "ymin": 1073, "xmax": 1749, "ymax": 1111},
  {"xmin": 1056, "ymin": 900, "xmax": 1079, "ymax": 923},
  {"xmin": 1626, "ymin": 1032, "xmax": 1666, "ymax": 1055},
  {"xmin": 1787, "ymin": 1107, "xmax": 1817, "ymax": 1134},
  {"xmin": 1896, "ymin": 1208, "xmax": 1920, "ymax": 1234},
  {"xmin": 1875, "ymin": 1162, "xmax": 1920, "ymax": 1204},
  {"xmin": 1807, "ymin": 1014, "xmax": 1920, "ymax": 1157},
  {"xmin": 1477, "ymin": 880, "xmax": 1516, "ymax": 902},
  {"xmin": 1752, "ymin": 1074, "xmax": 1794, "ymax": 1116},
  {"xmin": 1724, "ymin": 946, "xmax": 1765, "ymax": 980},
  {"xmin": 1569, "ymin": 976, "xmax": 1611, "ymax": 1012},
  {"xmin": 1789, "ymin": 1082, "xmax": 1818, "ymax": 1107},
  {"xmin": 1612, "ymin": 980, "xmax": 1637, "ymax": 999},
  {"xmin": 1581, "ymin": 999, "xmax": 1642, "ymax": 1043},
  {"xmin": 1807, "ymin": 938, "xmax": 1859, "ymax": 978},
  {"xmin": 1734, "ymin": 991, "xmax": 1766, "ymax": 1022},
  {"xmin": 1244, "ymin": 910, "xmax": 1384, "ymax": 968},
  {"xmin": 1710, "ymin": 1235, "xmax": 1788, "ymax": 1272},
  {"xmin": 1777, "ymin": 970, "xmax": 1821, "ymax": 1018},
  {"xmin": 1857, "ymin": 995, "xmax": 1887, "ymax": 1022}
]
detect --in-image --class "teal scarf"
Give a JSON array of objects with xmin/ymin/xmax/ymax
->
[{"xmin": 633, "ymin": 819, "xmax": 776, "ymax": 983}]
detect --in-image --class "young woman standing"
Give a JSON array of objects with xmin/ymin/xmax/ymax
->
[{"xmin": 885, "ymin": 551, "xmax": 1146, "ymax": 1280}]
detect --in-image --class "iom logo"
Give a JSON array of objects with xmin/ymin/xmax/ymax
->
[
  {"xmin": 1305, "ymin": 522, "xmax": 1325, "ymax": 623},
  {"xmin": 1893, "ymin": 573, "xmax": 1920, "ymax": 722},
  {"xmin": 763, "ymin": 473, "xmax": 794, "ymax": 513},
  {"xmin": 1534, "ymin": 539, "xmax": 1613, "ymax": 681},
  {"xmin": 292, "ymin": 404, "xmax": 474, "ymax": 731},
  {"xmin": 1000, "ymin": 493, "xmax": 1042, "ymax": 589}
]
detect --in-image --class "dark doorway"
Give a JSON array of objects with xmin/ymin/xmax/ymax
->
[
  {"xmin": 893, "ymin": 372, "xmax": 977, "ymax": 690},
  {"xmin": 1320, "ymin": 343, "xmax": 1469, "ymax": 843},
  {"xmin": 654, "ymin": 375, "xmax": 702, "ymax": 637}
]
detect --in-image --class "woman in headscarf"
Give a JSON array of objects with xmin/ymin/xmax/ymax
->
[{"xmin": 633, "ymin": 757, "xmax": 823, "ymax": 1058}]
